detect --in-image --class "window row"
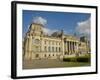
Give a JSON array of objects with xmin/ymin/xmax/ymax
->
[
  {"xmin": 44, "ymin": 54, "xmax": 58, "ymax": 57},
  {"xmin": 44, "ymin": 46, "xmax": 61, "ymax": 52},
  {"xmin": 35, "ymin": 54, "xmax": 58, "ymax": 58},
  {"xmin": 31, "ymin": 46, "xmax": 61, "ymax": 52},
  {"xmin": 44, "ymin": 40, "xmax": 61, "ymax": 45}
]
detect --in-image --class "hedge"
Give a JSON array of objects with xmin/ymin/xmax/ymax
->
[
  {"xmin": 63, "ymin": 56, "xmax": 90, "ymax": 62},
  {"xmin": 77, "ymin": 56, "xmax": 90, "ymax": 62}
]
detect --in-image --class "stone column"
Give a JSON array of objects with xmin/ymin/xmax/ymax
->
[
  {"xmin": 62, "ymin": 40, "xmax": 64, "ymax": 56},
  {"xmin": 40, "ymin": 38, "xmax": 44, "ymax": 58},
  {"xmin": 74, "ymin": 42, "xmax": 76, "ymax": 53},
  {"xmin": 71, "ymin": 42, "xmax": 73, "ymax": 54},
  {"xmin": 28, "ymin": 36, "xmax": 32, "ymax": 59},
  {"xmin": 61, "ymin": 30, "xmax": 64, "ymax": 57},
  {"xmin": 73, "ymin": 42, "xmax": 74, "ymax": 53},
  {"xmin": 75, "ymin": 42, "xmax": 79, "ymax": 56},
  {"xmin": 69, "ymin": 41, "xmax": 71, "ymax": 54},
  {"xmin": 66, "ymin": 41, "xmax": 68, "ymax": 52},
  {"xmin": 67, "ymin": 41, "xmax": 69, "ymax": 54},
  {"xmin": 24, "ymin": 37, "xmax": 29, "ymax": 59},
  {"xmin": 73, "ymin": 42, "xmax": 75, "ymax": 53},
  {"xmin": 68, "ymin": 41, "xmax": 70, "ymax": 54},
  {"xmin": 69, "ymin": 41, "xmax": 71, "ymax": 55}
]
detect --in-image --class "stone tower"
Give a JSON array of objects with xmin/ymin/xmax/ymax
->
[{"xmin": 24, "ymin": 23, "xmax": 43, "ymax": 59}]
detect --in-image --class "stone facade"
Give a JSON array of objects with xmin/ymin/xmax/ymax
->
[{"xmin": 23, "ymin": 23, "xmax": 90, "ymax": 60}]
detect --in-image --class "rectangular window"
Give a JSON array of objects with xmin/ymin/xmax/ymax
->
[
  {"xmin": 52, "ymin": 41, "xmax": 54, "ymax": 45},
  {"xmin": 36, "ymin": 54, "xmax": 39, "ymax": 58},
  {"xmin": 59, "ymin": 47, "xmax": 61, "ymax": 52},
  {"xmin": 45, "ymin": 41, "xmax": 46, "ymax": 44},
  {"xmin": 49, "ymin": 41, "xmax": 50, "ymax": 45},
  {"xmin": 45, "ymin": 46, "xmax": 47, "ymax": 52},
  {"xmin": 56, "ymin": 42, "xmax": 57, "ymax": 45},
  {"xmin": 56, "ymin": 47, "xmax": 57, "ymax": 52},
  {"xmin": 44, "ymin": 54, "xmax": 46, "ymax": 57},
  {"xmin": 48, "ymin": 46, "xmax": 50, "ymax": 52},
  {"xmin": 52, "ymin": 47, "xmax": 54, "ymax": 52}
]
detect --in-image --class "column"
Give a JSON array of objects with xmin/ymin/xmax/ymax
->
[
  {"xmin": 68, "ymin": 41, "xmax": 69, "ymax": 54},
  {"xmin": 71, "ymin": 41, "xmax": 73, "ymax": 54},
  {"xmin": 24, "ymin": 37, "xmax": 29, "ymax": 59},
  {"xmin": 73, "ymin": 42, "xmax": 75, "ymax": 53},
  {"xmin": 67, "ymin": 41, "xmax": 69, "ymax": 54},
  {"xmin": 28, "ymin": 36, "xmax": 32, "ymax": 59},
  {"xmin": 70, "ymin": 41, "xmax": 71, "ymax": 54},
  {"xmin": 73, "ymin": 42, "xmax": 74, "ymax": 53},
  {"xmin": 41, "ymin": 38, "xmax": 44, "ymax": 52},
  {"xmin": 66, "ymin": 41, "xmax": 68, "ymax": 52},
  {"xmin": 75, "ymin": 42, "xmax": 79, "ymax": 56},
  {"xmin": 69, "ymin": 41, "xmax": 71, "ymax": 54},
  {"xmin": 74, "ymin": 42, "xmax": 76, "ymax": 53},
  {"xmin": 68, "ymin": 41, "xmax": 70, "ymax": 54},
  {"xmin": 67, "ymin": 41, "xmax": 70, "ymax": 55},
  {"xmin": 71, "ymin": 42, "xmax": 73, "ymax": 54},
  {"xmin": 61, "ymin": 39, "xmax": 64, "ymax": 56},
  {"xmin": 76, "ymin": 42, "xmax": 78, "ymax": 51}
]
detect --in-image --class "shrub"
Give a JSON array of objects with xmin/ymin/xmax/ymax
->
[
  {"xmin": 63, "ymin": 57, "xmax": 77, "ymax": 62},
  {"xmin": 63, "ymin": 55, "xmax": 90, "ymax": 62},
  {"xmin": 77, "ymin": 57, "xmax": 90, "ymax": 62},
  {"xmin": 63, "ymin": 58, "xmax": 71, "ymax": 62}
]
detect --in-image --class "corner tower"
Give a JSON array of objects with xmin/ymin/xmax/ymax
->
[{"xmin": 24, "ymin": 23, "xmax": 44, "ymax": 59}]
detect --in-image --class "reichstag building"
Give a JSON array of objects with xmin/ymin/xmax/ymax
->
[{"xmin": 23, "ymin": 23, "xmax": 90, "ymax": 60}]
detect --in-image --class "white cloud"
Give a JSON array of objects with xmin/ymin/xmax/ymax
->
[
  {"xmin": 43, "ymin": 27, "xmax": 58, "ymax": 35},
  {"xmin": 76, "ymin": 18, "xmax": 91, "ymax": 39},
  {"xmin": 33, "ymin": 16, "xmax": 47, "ymax": 26},
  {"xmin": 32, "ymin": 16, "xmax": 58, "ymax": 35}
]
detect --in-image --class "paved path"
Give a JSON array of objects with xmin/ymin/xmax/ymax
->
[{"xmin": 23, "ymin": 59, "xmax": 90, "ymax": 69}]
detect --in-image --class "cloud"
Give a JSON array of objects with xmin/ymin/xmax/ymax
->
[
  {"xmin": 43, "ymin": 27, "xmax": 58, "ymax": 35},
  {"xmin": 32, "ymin": 16, "xmax": 58, "ymax": 35},
  {"xmin": 33, "ymin": 16, "xmax": 47, "ymax": 26},
  {"xmin": 76, "ymin": 18, "xmax": 91, "ymax": 39}
]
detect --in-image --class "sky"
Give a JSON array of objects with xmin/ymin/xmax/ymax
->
[{"xmin": 23, "ymin": 10, "xmax": 91, "ymax": 39}]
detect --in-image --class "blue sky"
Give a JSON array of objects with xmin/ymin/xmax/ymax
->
[{"xmin": 23, "ymin": 10, "xmax": 91, "ymax": 37}]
